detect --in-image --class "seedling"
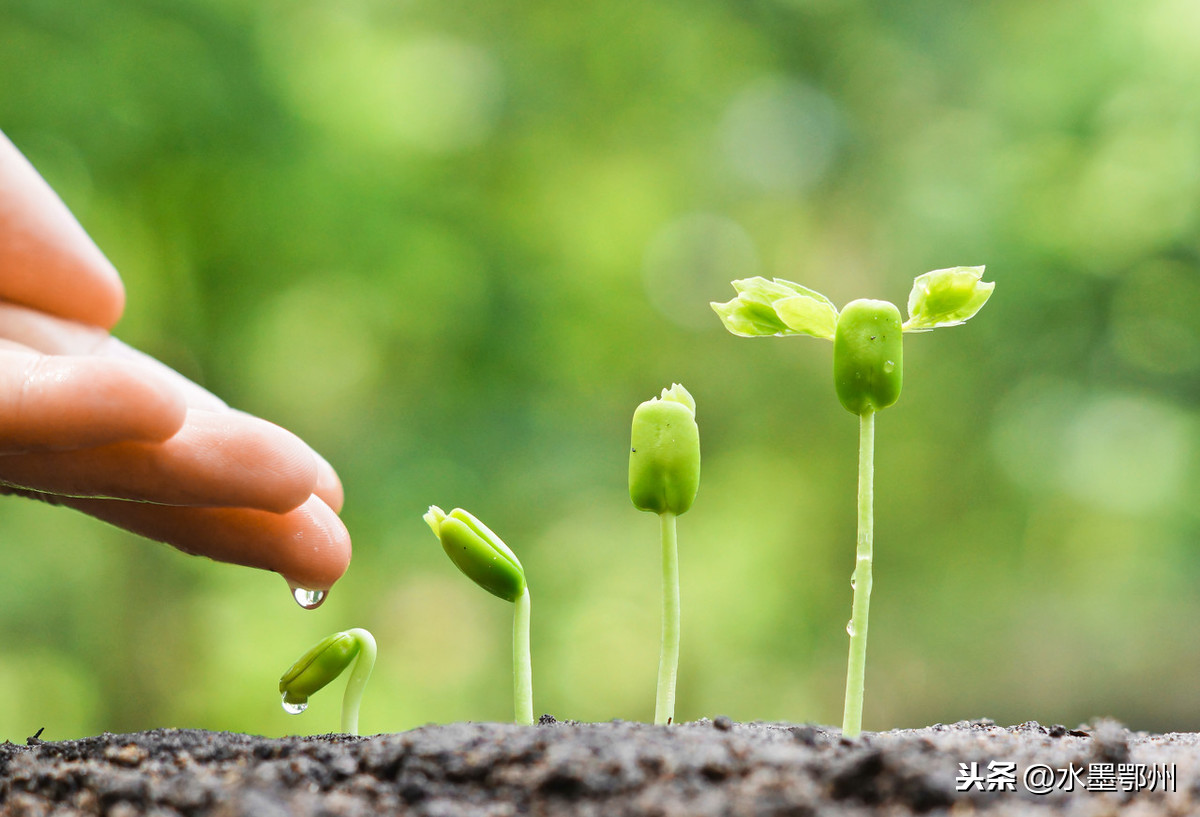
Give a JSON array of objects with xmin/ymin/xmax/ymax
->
[
  {"xmin": 629, "ymin": 383, "xmax": 700, "ymax": 726},
  {"xmin": 712, "ymin": 266, "xmax": 993, "ymax": 737},
  {"xmin": 278, "ymin": 627, "xmax": 377, "ymax": 735},
  {"xmin": 425, "ymin": 505, "xmax": 533, "ymax": 725}
]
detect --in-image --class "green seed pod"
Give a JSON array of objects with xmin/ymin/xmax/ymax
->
[
  {"xmin": 425, "ymin": 506, "xmax": 526, "ymax": 603},
  {"xmin": 279, "ymin": 631, "xmax": 358, "ymax": 706},
  {"xmin": 629, "ymin": 383, "xmax": 701, "ymax": 516},
  {"xmin": 833, "ymin": 299, "xmax": 903, "ymax": 416}
]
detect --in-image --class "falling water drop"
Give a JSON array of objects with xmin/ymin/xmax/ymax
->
[
  {"xmin": 281, "ymin": 694, "xmax": 308, "ymax": 715},
  {"xmin": 846, "ymin": 620, "xmax": 857, "ymax": 637},
  {"xmin": 292, "ymin": 587, "xmax": 328, "ymax": 610}
]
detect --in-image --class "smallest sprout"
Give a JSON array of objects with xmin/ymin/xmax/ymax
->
[{"xmin": 279, "ymin": 628, "xmax": 376, "ymax": 736}]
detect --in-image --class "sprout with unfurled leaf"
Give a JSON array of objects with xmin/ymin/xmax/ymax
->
[{"xmin": 712, "ymin": 266, "xmax": 993, "ymax": 737}]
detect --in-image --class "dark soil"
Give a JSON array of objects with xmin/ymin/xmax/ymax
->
[{"xmin": 1, "ymin": 717, "xmax": 1196, "ymax": 816}]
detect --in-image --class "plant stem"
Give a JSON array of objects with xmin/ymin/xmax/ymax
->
[
  {"xmin": 655, "ymin": 511, "xmax": 680, "ymax": 726},
  {"xmin": 842, "ymin": 411, "xmax": 875, "ymax": 737},
  {"xmin": 513, "ymin": 586, "xmax": 534, "ymax": 725},
  {"xmin": 341, "ymin": 628, "xmax": 377, "ymax": 736}
]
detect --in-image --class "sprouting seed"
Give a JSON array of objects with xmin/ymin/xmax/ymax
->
[
  {"xmin": 425, "ymin": 505, "xmax": 533, "ymax": 725},
  {"xmin": 629, "ymin": 383, "xmax": 700, "ymax": 726},
  {"xmin": 278, "ymin": 628, "xmax": 377, "ymax": 736}
]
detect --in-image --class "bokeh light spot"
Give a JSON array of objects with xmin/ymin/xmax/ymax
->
[
  {"xmin": 1061, "ymin": 393, "xmax": 1191, "ymax": 514},
  {"xmin": 1109, "ymin": 259, "xmax": 1200, "ymax": 375},
  {"xmin": 266, "ymin": 10, "xmax": 502, "ymax": 153},
  {"xmin": 993, "ymin": 380, "xmax": 1192, "ymax": 515},
  {"xmin": 718, "ymin": 75, "xmax": 841, "ymax": 194},
  {"xmin": 240, "ymin": 275, "xmax": 382, "ymax": 435},
  {"xmin": 643, "ymin": 213, "xmax": 759, "ymax": 330},
  {"xmin": 385, "ymin": 35, "xmax": 504, "ymax": 152}
]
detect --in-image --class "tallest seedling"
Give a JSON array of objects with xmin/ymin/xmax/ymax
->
[{"xmin": 712, "ymin": 267, "xmax": 994, "ymax": 736}]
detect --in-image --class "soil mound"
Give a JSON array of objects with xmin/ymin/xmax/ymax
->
[{"xmin": 1, "ymin": 718, "xmax": 1194, "ymax": 815}]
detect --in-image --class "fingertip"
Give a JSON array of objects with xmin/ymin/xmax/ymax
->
[
  {"xmin": 81, "ymin": 260, "xmax": 125, "ymax": 330},
  {"xmin": 311, "ymin": 449, "xmax": 345, "ymax": 512},
  {"xmin": 87, "ymin": 359, "xmax": 189, "ymax": 443},
  {"xmin": 0, "ymin": 353, "xmax": 188, "ymax": 451},
  {"xmin": 181, "ymin": 411, "xmax": 321, "ymax": 513},
  {"xmin": 278, "ymin": 496, "xmax": 353, "ymax": 593},
  {"xmin": 58, "ymin": 355, "xmax": 189, "ymax": 444},
  {"xmin": 99, "ymin": 358, "xmax": 189, "ymax": 442}
]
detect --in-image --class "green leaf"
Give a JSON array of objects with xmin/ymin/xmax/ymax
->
[
  {"xmin": 774, "ymin": 293, "xmax": 838, "ymax": 339},
  {"xmin": 711, "ymin": 287, "xmax": 791, "ymax": 337},
  {"xmin": 903, "ymin": 266, "xmax": 994, "ymax": 332},
  {"xmin": 426, "ymin": 505, "xmax": 526, "ymax": 602},
  {"xmin": 712, "ymin": 277, "xmax": 838, "ymax": 339}
]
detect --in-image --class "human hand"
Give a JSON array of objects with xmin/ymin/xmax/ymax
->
[{"xmin": 0, "ymin": 131, "xmax": 350, "ymax": 601}]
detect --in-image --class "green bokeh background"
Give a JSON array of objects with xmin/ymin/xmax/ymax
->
[{"xmin": 3, "ymin": 0, "xmax": 1200, "ymax": 739}]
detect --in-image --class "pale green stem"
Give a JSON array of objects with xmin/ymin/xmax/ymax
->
[
  {"xmin": 513, "ymin": 587, "xmax": 534, "ymax": 725},
  {"xmin": 655, "ymin": 511, "xmax": 680, "ymax": 726},
  {"xmin": 341, "ymin": 628, "xmax": 377, "ymax": 736},
  {"xmin": 842, "ymin": 411, "xmax": 875, "ymax": 737}
]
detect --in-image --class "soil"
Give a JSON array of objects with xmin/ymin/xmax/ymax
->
[{"xmin": 1, "ymin": 717, "xmax": 1196, "ymax": 816}]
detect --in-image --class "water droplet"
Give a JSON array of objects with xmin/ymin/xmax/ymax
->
[
  {"xmin": 281, "ymin": 694, "xmax": 308, "ymax": 715},
  {"xmin": 846, "ymin": 620, "xmax": 857, "ymax": 637},
  {"xmin": 883, "ymin": 360, "xmax": 895, "ymax": 373},
  {"xmin": 292, "ymin": 587, "xmax": 327, "ymax": 610},
  {"xmin": 850, "ymin": 573, "xmax": 857, "ymax": 590}
]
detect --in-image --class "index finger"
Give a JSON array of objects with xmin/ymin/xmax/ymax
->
[{"xmin": 61, "ymin": 494, "xmax": 353, "ymax": 594}]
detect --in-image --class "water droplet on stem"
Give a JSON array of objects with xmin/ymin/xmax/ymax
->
[{"xmin": 846, "ymin": 620, "xmax": 857, "ymax": 637}]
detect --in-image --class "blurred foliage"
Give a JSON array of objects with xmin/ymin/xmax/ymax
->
[{"xmin": 2, "ymin": 0, "xmax": 1200, "ymax": 739}]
